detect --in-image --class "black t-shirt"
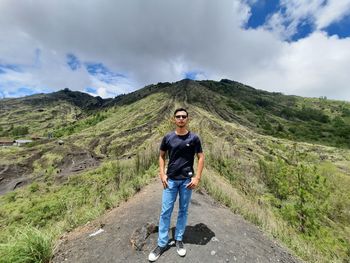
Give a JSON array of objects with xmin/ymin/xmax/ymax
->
[{"xmin": 160, "ymin": 131, "xmax": 203, "ymax": 180}]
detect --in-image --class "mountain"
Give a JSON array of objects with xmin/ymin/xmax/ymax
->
[
  {"xmin": 2, "ymin": 79, "xmax": 350, "ymax": 148},
  {"xmin": 0, "ymin": 79, "xmax": 349, "ymax": 263},
  {"xmin": 0, "ymin": 88, "xmax": 110, "ymax": 138}
]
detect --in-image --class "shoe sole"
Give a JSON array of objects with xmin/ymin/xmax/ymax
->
[{"xmin": 148, "ymin": 254, "xmax": 160, "ymax": 262}]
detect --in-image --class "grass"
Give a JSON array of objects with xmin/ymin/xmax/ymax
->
[
  {"xmin": 69, "ymin": 92, "xmax": 171, "ymax": 156},
  {"xmin": 0, "ymin": 226, "xmax": 54, "ymax": 263},
  {"xmin": 0, "ymin": 143, "xmax": 159, "ymax": 263},
  {"xmin": 187, "ymin": 110, "xmax": 350, "ymax": 263},
  {"xmin": 0, "ymin": 101, "xmax": 82, "ymax": 138},
  {"xmin": 198, "ymin": 80, "xmax": 350, "ymax": 149},
  {"xmin": 200, "ymin": 169, "xmax": 346, "ymax": 263},
  {"xmin": 200, "ymin": 134, "xmax": 350, "ymax": 263},
  {"xmin": 0, "ymin": 146, "xmax": 27, "ymax": 165},
  {"xmin": 32, "ymin": 152, "xmax": 64, "ymax": 177},
  {"xmin": 0, "ymin": 161, "xmax": 157, "ymax": 230}
]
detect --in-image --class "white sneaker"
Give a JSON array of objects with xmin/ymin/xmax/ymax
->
[
  {"xmin": 148, "ymin": 245, "xmax": 166, "ymax": 262},
  {"xmin": 176, "ymin": 240, "xmax": 186, "ymax": 257}
]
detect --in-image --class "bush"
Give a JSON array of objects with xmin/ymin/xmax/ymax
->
[
  {"xmin": 0, "ymin": 226, "xmax": 54, "ymax": 263},
  {"xmin": 29, "ymin": 183, "xmax": 40, "ymax": 193}
]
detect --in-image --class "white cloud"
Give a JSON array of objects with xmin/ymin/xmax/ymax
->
[
  {"xmin": 264, "ymin": 0, "xmax": 350, "ymax": 40},
  {"xmin": 264, "ymin": 0, "xmax": 323, "ymax": 39},
  {"xmin": 96, "ymin": 87, "xmax": 107, "ymax": 98},
  {"xmin": 89, "ymin": 75, "xmax": 137, "ymax": 98},
  {"xmin": 316, "ymin": 0, "xmax": 350, "ymax": 29},
  {"xmin": 0, "ymin": 0, "xmax": 350, "ymax": 101},
  {"xmin": 242, "ymin": 31, "xmax": 350, "ymax": 100},
  {"xmin": 0, "ymin": 48, "xmax": 93, "ymax": 97}
]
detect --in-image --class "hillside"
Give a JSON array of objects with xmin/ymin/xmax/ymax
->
[
  {"xmin": 0, "ymin": 79, "xmax": 350, "ymax": 263},
  {"xmin": 0, "ymin": 88, "xmax": 107, "ymax": 138},
  {"xmin": 2, "ymin": 79, "xmax": 350, "ymax": 148}
]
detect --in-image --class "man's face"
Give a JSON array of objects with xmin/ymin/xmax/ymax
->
[{"xmin": 174, "ymin": 111, "xmax": 188, "ymax": 128}]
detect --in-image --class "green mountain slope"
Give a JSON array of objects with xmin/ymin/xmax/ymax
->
[
  {"xmin": 0, "ymin": 79, "xmax": 350, "ymax": 262},
  {"xmin": 177, "ymin": 79, "xmax": 350, "ymax": 148},
  {"xmin": 0, "ymin": 88, "xmax": 107, "ymax": 137}
]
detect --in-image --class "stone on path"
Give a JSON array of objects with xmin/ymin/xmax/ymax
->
[{"xmin": 130, "ymin": 222, "xmax": 158, "ymax": 251}]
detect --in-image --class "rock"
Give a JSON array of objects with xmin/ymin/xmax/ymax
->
[
  {"xmin": 211, "ymin": 236, "xmax": 219, "ymax": 242},
  {"xmin": 130, "ymin": 222, "xmax": 158, "ymax": 251},
  {"xmin": 211, "ymin": 250, "xmax": 216, "ymax": 256}
]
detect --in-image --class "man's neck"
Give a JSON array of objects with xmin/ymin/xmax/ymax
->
[{"xmin": 175, "ymin": 127, "xmax": 188, "ymax": 135}]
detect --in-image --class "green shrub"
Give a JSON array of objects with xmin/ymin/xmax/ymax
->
[
  {"xmin": 29, "ymin": 183, "xmax": 40, "ymax": 193},
  {"xmin": 0, "ymin": 226, "xmax": 54, "ymax": 263}
]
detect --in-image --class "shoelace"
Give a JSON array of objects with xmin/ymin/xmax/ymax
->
[{"xmin": 176, "ymin": 241, "xmax": 184, "ymax": 249}]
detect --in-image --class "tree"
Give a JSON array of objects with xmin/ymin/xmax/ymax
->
[{"xmin": 259, "ymin": 146, "xmax": 330, "ymax": 234}]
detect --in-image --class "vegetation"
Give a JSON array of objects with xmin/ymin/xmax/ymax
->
[
  {"xmin": 11, "ymin": 125, "xmax": 29, "ymax": 136},
  {"xmin": 0, "ymin": 226, "xmax": 54, "ymax": 263},
  {"xmin": 198, "ymin": 80, "xmax": 350, "ymax": 148},
  {"xmin": 0, "ymin": 144, "xmax": 158, "ymax": 263},
  {"xmin": 259, "ymin": 153, "xmax": 349, "ymax": 260},
  {"xmin": 204, "ymin": 136, "xmax": 350, "ymax": 263},
  {"xmin": 259, "ymin": 149, "xmax": 330, "ymax": 234},
  {"xmin": 53, "ymin": 112, "xmax": 109, "ymax": 138},
  {"xmin": 1, "ymin": 79, "xmax": 350, "ymax": 262}
]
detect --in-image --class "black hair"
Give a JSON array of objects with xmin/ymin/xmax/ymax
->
[{"xmin": 174, "ymin": 108, "xmax": 188, "ymax": 117}]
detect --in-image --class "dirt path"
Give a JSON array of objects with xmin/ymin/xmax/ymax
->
[{"xmin": 53, "ymin": 178, "xmax": 302, "ymax": 263}]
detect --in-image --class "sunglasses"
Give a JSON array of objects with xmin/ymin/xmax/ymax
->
[{"xmin": 175, "ymin": 115, "xmax": 188, "ymax": 119}]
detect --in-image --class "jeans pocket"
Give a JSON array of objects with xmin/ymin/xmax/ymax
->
[{"xmin": 167, "ymin": 178, "xmax": 175, "ymax": 189}]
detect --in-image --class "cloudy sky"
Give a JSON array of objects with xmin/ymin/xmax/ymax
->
[{"xmin": 1, "ymin": 0, "xmax": 350, "ymax": 101}]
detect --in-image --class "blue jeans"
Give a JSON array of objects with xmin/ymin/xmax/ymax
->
[{"xmin": 158, "ymin": 178, "xmax": 192, "ymax": 247}]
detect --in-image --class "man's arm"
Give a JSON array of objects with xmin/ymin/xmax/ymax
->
[
  {"xmin": 187, "ymin": 152, "xmax": 204, "ymax": 189},
  {"xmin": 159, "ymin": 150, "xmax": 168, "ymax": 189}
]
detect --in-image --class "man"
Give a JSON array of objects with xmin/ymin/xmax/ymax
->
[{"xmin": 148, "ymin": 108, "xmax": 205, "ymax": 262}]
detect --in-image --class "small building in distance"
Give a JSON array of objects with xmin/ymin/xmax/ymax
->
[
  {"xmin": 14, "ymin": 139, "xmax": 33, "ymax": 146},
  {"xmin": 0, "ymin": 139, "xmax": 14, "ymax": 147}
]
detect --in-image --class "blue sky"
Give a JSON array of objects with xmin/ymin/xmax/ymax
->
[
  {"xmin": 324, "ymin": 14, "xmax": 350, "ymax": 38},
  {"xmin": 0, "ymin": 0, "xmax": 350, "ymax": 100},
  {"xmin": 245, "ymin": 0, "xmax": 281, "ymax": 29}
]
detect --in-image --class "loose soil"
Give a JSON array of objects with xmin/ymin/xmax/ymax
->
[
  {"xmin": 0, "ymin": 144, "xmax": 99, "ymax": 195},
  {"xmin": 53, "ymin": 178, "xmax": 302, "ymax": 263}
]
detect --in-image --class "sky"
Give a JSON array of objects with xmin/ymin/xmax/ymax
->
[{"xmin": 1, "ymin": 0, "xmax": 350, "ymax": 101}]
